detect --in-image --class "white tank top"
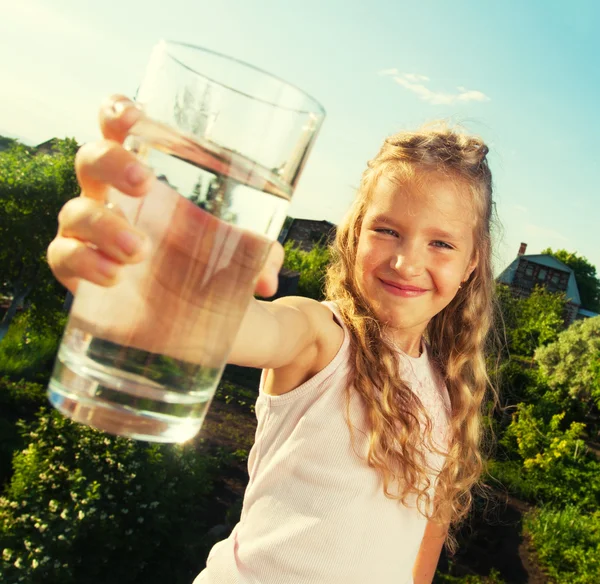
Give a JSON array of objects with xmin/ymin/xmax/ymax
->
[{"xmin": 195, "ymin": 301, "xmax": 451, "ymax": 584}]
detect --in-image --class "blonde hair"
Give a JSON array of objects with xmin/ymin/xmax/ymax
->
[{"xmin": 325, "ymin": 122, "xmax": 497, "ymax": 547}]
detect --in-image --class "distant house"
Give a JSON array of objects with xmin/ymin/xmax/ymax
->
[
  {"xmin": 279, "ymin": 218, "xmax": 336, "ymax": 252},
  {"xmin": 496, "ymin": 242, "xmax": 597, "ymax": 325},
  {"xmin": 34, "ymin": 139, "xmax": 62, "ymax": 155},
  {"xmin": 0, "ymin": 135, "xmax": 17, "ymax": 152},
  {"xmin": 0, "ymin": 135, "xmax": 65, "ymax": 155}
]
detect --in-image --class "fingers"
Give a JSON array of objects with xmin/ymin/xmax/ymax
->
[
  {"xmin": 75, "ymin": 139, "xmax": 154, "ymax": 202},
  {"xmin": 50, "ymin": 196, "xmax": 150, "ymax": 294},
  {"xmin": 58, "ymin": 197, "xmax": 149, "ymax": 264},
  {"xmin": 47, "ymin": 236, "xmax": 123, "ymax": 294},
  {"xmin": 255, "ymin": 242, "xmax": 284, "ymax": 298},
  {"xmin": 99, "ymin": 94, "xmax": 143, "ymax": 144}
]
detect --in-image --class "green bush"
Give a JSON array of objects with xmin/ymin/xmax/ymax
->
[
  {"xmin": 496, "ymin": 284, "xmax": 566, "ymax": 358},
  {"xmin": 0, "ymin": 410, "xmax": 219, "ymax": 584},
  {"xmin": 496, "ymin": 404, "xmax": 600, "ymax": 509},
  {"xmin": 0, "ymin": 377, "xmax": 47, "ymax": 486},
  {"xmin": 283, "ymin": 241, "xmax": 331, "ymax": 300},
  {"xmin": 493, "ymin": 358, "xmax": 544, "ymax": 412},
  {"xmin": 486, "ymin": 460, "xmax": 540, "ymax": 501},
  {"xmin": 0, "ymin": 312, "xmax": 64, "ymax": 383},
  {"xmin": 524, "ymin": 506, "xmax": 600, "ymax": 584},
  {"xmin": 535, "ymin": 316, "xmax": 600, "ymax": 408}
]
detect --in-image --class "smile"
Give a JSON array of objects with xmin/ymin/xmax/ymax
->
[{"xmin": 378, "ymin": 278, "xmax": 429, "ymax": 297}]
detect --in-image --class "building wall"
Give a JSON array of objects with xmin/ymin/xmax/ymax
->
[
  {"xmin": 284, "ymin": 219, "xmax": 336, "ymax": 252},
  {"xmin": 512, "ymin": 258, "xmax": 570, "ymax": 297},
  {"xmin": 565, "ymin": 302, "xmax": 580, "ymax": 325}
]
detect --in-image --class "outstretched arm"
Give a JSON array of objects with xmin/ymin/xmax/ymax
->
[{"xmin": 412, "ymin": 520, "xmax": 447, "ymax": 584}]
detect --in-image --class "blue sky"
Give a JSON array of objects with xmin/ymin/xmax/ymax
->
[{"xmin": 1, "ymin": 0, "xmax": 598, "ymax": 275}]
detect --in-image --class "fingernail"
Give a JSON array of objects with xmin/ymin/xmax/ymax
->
[
  {"xmin": 125, "ymin": 162, "xmax": 151, "ymax": 187},
  {"xmin": 116, "ymin": 231, "xmax": 144, "ymax": 256},
  {"xmin": 98, "ymin": 257, "xmax": 120, "ymax": 279},
  {"xmin": 112, "ymin": 100, "xmax": 141, "ymax": 126}
]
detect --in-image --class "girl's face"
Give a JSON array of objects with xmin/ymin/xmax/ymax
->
[{"xmin": 355, "ymin": 174, "xmax": 478, "ymax": 341}]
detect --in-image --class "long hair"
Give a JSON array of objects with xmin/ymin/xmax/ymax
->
[{"xmin": 325, "ymin": 123, "xmax": 498, "ymax": 547}]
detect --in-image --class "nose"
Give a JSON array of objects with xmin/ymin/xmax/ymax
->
[{"xmin": 391, "ymin": 242, "xmax": 424, "ymax": 278}]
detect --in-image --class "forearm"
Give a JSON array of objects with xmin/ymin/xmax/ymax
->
[
  {"xmin": 228, "ymin": 296, "xmax": 316, "ymax": 370},
  {"xmin": 412, "ymin": 520, "xmax": 447, "ymax": 584}
]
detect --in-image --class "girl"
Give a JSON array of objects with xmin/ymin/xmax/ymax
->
[{"xmin": 48, "ymin": 95, "xmax": 496, "ymax": 584}]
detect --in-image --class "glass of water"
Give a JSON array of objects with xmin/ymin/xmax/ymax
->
[{"xmin": 47, "ymin": 40, "xmax": 325, "ymax": 443}]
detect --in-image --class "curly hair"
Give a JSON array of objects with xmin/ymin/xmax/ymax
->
[{"xmin": 325, "ymin": 122, "xmax": 498, "ymax": 548}]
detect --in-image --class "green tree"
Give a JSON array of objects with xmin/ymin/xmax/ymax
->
[
  {"xmin": 0, "ymin": 139, "xmax": 79, "ymax": 341},
  {"xmin": 535, "ymin": 316, "xmax": 600, "ymax": 408},
  {"xmin": 496, "ymin": 284, "xmax": 566, "ymax": 357},
  {"xmin": 541, "ymin": 248, "xmax": 600, "ymax": 312}
]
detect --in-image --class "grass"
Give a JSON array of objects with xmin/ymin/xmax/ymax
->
[{"xmin": 524, "ymin": 506, "xmax": 600, "ymax": 584}]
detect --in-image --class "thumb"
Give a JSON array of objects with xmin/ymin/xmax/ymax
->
[{"xmin": 254, "ymin": 242, "xmax": 284, "ymax": 298}]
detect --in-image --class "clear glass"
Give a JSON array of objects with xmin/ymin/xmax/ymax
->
[{"xmin": 47, "ymin": 41, "xmax": 325, "ymax": 443}]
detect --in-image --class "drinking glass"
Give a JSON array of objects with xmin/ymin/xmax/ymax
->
[{"xmin": 48, "ymin": 40, "xmax": 325, "ymax": 443}]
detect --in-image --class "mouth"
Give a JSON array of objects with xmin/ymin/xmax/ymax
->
[{"xmin": 378, "ymin": 278, "xmax": 429, "ymax": 297}]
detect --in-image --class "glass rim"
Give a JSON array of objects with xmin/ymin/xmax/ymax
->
[{"xmin": 160, "ymin": 39, "xmax": 327, "ymax": 117}]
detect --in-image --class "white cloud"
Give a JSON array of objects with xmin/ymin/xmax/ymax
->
[
  {"xmin": 456, "ymin": 89, "xmax": 490, "ymax": 103},
  {"xmin": 382, "ymin": 71, "xmax": 491, "ymax": 105},
  {"xmin": 404, "ymin": 73, "xmax": 430, "ymax": 82}
]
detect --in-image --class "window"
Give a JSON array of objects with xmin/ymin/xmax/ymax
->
[
  {"xmin": 551, "ymin": 273, "xmax": 560, "ymax": 285},
  {"xmin": 538, "ymin": 268, "xmax": 547, "ymax": 280},
  {"xmin": 525, "ymin": 264, "xmax": 534, "ymax": 277}
]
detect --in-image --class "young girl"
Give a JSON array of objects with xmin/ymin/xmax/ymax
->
[{"xmin": 48, "ymin": 95, "xmax": 496, "ymax": 584}]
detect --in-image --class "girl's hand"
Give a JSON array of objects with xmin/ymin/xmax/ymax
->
[{"xmin": 47, "ymin": 95, "xmax": 283, "ymax": 298}]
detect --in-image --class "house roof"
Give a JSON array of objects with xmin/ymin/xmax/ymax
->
[
  {"xmin": 497, "ymin": 254, "xmax": 581, "ymax": 305},
  {"xmin": 578, "ymin": 308, "xmax": 599, "ymax": 319}
]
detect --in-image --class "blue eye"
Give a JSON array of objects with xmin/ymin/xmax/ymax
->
[
  {"xmin": 374, "ymin": 228, "xmax": 399, "ymax": 237},
  {"xmin": 432, "ymin": 241, "xmax": 454, "ymax": 250}
]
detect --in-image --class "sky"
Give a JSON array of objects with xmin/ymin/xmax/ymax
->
[{"xmin": 1, "ymin": 0, "xmax": 598, "ymax": 275}]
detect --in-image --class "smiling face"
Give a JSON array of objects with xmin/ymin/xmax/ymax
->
[{"xmin": 355, "ymin": 173, "xmax": 479, "ymax": 350}]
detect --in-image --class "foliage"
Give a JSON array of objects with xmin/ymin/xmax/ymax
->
[
  {"xmin": 535, "ymin": 316, "xmax": 600, "ymax": 408},
  {"xmin": 0, "ymin": 311, "xmax": 64, "ymax": 383},
  {"xmin": 283, "ymin": 240, "xmax": 331, "ymax": 300},
  {"xmin": 491, "ymin": 357, "xmax": 542, "ymax": 411},
  {"xmin": 497, "ymin": 403, "xmax": 600, "ymax": 509},
  {"xmin": 541, "ymin": 247, "xmax": 600, "ymax": 312},
  {"xmin": 0, "ymin": 410, "xmax": 218, "ymax": 584},
  {"xmin": 215, "ymin": 380, "xmax": 256, "ymax": 414},
  {"xmin": 496, "ymin": 284, "xmax": 566, "ymax": 357},
  {"xmin": 0, "ymin": 377, "xmax": 47, "ymax": 486},
  {"xmin": 0, "ymin": 139, "xmax": 78, "ymax": 340},
  {"xmin": 524, "ymin": 506, "xmax": 600, "ymax": 584}
]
